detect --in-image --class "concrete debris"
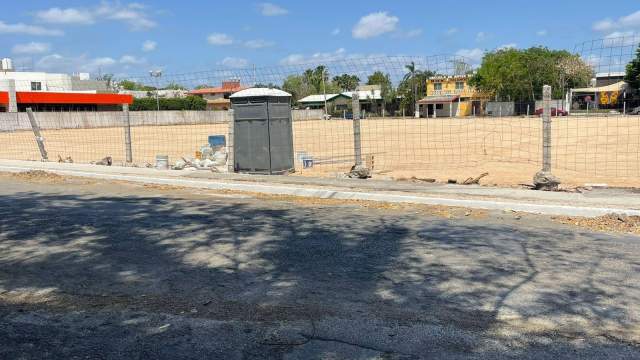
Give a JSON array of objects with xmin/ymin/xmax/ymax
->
[
  {"xmin": 462, "ymin": 172, "xmax": 489, "ymax": 185},
  {"xmin": 347, "ymin": 165, "xmax": 371, "ymax": 179},
  {"xmin": 57, "ymin": 155, "xmax": 74, "ymax": 164},
  {"xmin": 173, "ymin": 148, "xmax": 228, "ymax": 172},
  {"xmin": 533, "ymin": 171, "xmax": 560, "ymax": 191},
  {"xmin": 448, "ymin": 179, "xmax": 457, "ymax": 184},
  {"xmin": 93, "ymin": 156, "xmax": 113, "ymax": 166}
]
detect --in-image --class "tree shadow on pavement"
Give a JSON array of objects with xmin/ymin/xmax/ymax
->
[{"xmin": 0, "ymin": 188, "xmax": 638, "ymax": 359}]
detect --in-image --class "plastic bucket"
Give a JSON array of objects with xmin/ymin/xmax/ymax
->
[{"xmin": 155, "ymin": 155, "xmax": 169, "ymax": 170}]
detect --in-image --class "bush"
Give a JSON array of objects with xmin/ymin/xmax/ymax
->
[{"xmin": 130, "ymin": 96, "xmax": 207, "ymax": 111}]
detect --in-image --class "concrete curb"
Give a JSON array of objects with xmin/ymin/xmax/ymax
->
[{"xmin": 1, "ymin": 164, "xmax": 639, "ymax": 218}]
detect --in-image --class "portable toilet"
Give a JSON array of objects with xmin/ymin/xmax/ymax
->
[{"xmin": 230, "ymin": 88, "xmax": 294, "ymax": 174}]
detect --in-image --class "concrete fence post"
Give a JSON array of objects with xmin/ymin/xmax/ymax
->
[
  {"xmin": 227, "ymin": 109, "xmax": 235, "ymax": 173},
  {"xmin": 351, "ymin": 93, "xmax": 362, "ymax": 166},
  {"xmin": 7, "ymin": 79, "xmax": 17, "ymax": 113},
  {"xmin": 26, "ymin": 108, "xmax": 48, "ymax": 161},
  {"xmin": 122, "ymin": 104, "xmax": 133, "ymax": 163},
  {"xmin": 533, "ymin": 85, "xmax": 560, "ymax": 190}
]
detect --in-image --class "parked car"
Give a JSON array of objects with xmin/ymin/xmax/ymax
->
[{"xmin": 534, "ymin": 108, "xmax": 568, "ymax": 116}]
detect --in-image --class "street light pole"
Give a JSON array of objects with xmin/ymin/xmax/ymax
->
[
  {"xmin": 149, "ymin": 70, "xmax": 162, "ymax": 112},
  {"xmin": 322, "ymin": 67, "xmax": 328, "ymax": 119}
]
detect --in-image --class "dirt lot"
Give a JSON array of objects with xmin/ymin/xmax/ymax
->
[
  {"xmin": 0, "ymin": 115, "xmax": 638, "ymax": 188},
  {"xmin": 0, "ymin": 173, "xmax": 639, "ymax": 359}
]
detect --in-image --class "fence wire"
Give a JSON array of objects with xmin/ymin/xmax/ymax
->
[{"xmin": 0, "ymin": 49, "xmax": 639, "ymax": 188}]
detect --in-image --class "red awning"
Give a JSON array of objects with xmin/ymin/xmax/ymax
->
[
  {"xmin": 417, "ymin": 95, "xmax": 460, "ymax": 104},
  {"xmin": 0, "ymin": 91, "xmax": 133, "ymax": 105}
]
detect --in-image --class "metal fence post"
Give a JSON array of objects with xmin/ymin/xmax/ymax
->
[
  {"xmin": 227, "ymin": 109, "xmax": 235, "ymax": 173},
  {"xmin": 533, "ymin": 85, "xmax": 560, "ymax": 190},
  {"xmin": 351, "ymin": 93, "xmax": 362, "ymax": 166},
  {"xmin": 542, "ymin": 86, "xmax": 552, "ymax": 172},
  {"xmin": 26, "ymin": 108, "xmax": 48, "ymax": 161},
  {"xmin": 122, "ymin": 104, "xmax": 133, "ymax": 163}
]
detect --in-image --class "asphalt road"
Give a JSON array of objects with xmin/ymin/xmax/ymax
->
[{"xmin": 0, "ymin": 175, "xmax": 639, "ymax": 359}]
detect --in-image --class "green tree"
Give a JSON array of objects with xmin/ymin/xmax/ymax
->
[
  {"xmin": 332, "ymin": 74, "xmax": 360, "ymax": 91},
  {"xmin": 282, "ymin": 75, "xmax": 311, "ymax": 103},
  {"xmin": 625, "ymin": 46, "xmax": 640, "ymax": 90},
  {"xmin": 469, "ymin": 47, "xmax": 592, "ymax": 101},
  {"xmin": 367, "ymin": 71, "xmax": 394, "ymax": 100},
  {"xmin": 130, "ymin": 95, "xmax": 206, "ymax": 111},
  {"xmin": 118, "ymin": 80, "xmax": 155, "ymax": 91},
  {"xmin": 397, "ymin": 62, "xmax": 434, "ymax": 113},
  {"xmin": 163, "ymin": 82, "xmax": 186, "ymax": 90}
]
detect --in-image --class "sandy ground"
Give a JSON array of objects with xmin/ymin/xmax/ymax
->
[
  {"xmin": 1, "ymin": 173, "xmax": 640, "ymax": 359},
  {"xmin": 0, "ymin": 116, "xmax": 638, "ymax": 188}
]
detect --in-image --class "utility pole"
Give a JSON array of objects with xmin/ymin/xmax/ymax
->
[{"xmin": 149, "ymin": 70, "xmax": 162, "ymax": 124}]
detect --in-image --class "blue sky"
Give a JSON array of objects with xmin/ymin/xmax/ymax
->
[{"xmin": 1, "ymin": 1, "xmax": 639, "ymax": 77}]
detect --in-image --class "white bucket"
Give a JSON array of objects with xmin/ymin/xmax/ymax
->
[{"xmin": 155, "ymin": 155, "xmax": 169, "ymax": 170}]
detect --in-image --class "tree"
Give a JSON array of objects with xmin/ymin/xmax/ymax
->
[
  {"xmin": 397, "ymin": 62, "xmax": 434, "ymax": 113},
  {"xmin": 469, "ymin": 47, "xmax": 593, "ymax": 101},
  {"xmin": 118, "ymin": 80, "xmax": 155, "ymax": 91},
  {"xmin": 194, "ymin": 84, "xmax": 212, "ymax": 90},
  {"xmin": 282, "ymin": 75, "xmax": 311, "ymax": 103},
  {"xmin": 130, "ymin": 95, "xmax": 206, "ymax": 111},
  {"xmin": 163, "ymin": 82, "xmax": 186, "ymax": 90},
  {"xmin": 332, "ymin": 74, "xmax": 360, "ymax": 91},
  {"xmin": 625, "ymin": 46, "xmax": 640, "ymax": 90}
]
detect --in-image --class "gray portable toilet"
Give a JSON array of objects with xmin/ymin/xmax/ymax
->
[{"xmin": 230, "ymin": 88, "xmax": 294, "ymax": 174}]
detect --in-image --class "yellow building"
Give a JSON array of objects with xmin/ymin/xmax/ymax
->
[{"xmin": 418, "ymin": 75, "xmax": 488, "ymax": 117}]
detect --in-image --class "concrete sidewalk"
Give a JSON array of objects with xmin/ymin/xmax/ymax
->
[{"xmin": 0, "ymin": 159, "xmax": 639, "ymax": 217}]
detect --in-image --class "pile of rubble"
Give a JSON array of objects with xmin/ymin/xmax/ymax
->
[{"xmin": 172, "ymin": 145, "xmax": 227, "ymax": 172}]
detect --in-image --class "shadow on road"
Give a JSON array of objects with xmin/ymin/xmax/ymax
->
[{"xmin": 0, "ymin": 188, "xmax": 638, "ymax": 358}]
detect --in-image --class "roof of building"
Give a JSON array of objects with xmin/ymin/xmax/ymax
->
[
  {"xmin": 417, "ymin": 95, "xmax": 460, "ymax": 104},
  {"xmin": 189, "ymin": 85, "xmax": 247, "ymax": 95},
  {"xmin": 298, "ymin": 94, "xmax": 345, "ymax": 103},
  {"xmin": 571, "ymin": 81, "xmax": 627, "ymax": 93},
  {"xmin": 343, "ymin": 89, "xmax": 382, "ymax": 101},
  {"xmin": 595, "ymin": 72, "xmax": 626, "ymax": 78},
  {"xmin": 230, "ymin": 88, "xmax": 292, "ymax": 98},
  {"xmin": 298, "ymin": 90, "xmax": 382, "ymax": 104},
  {"xmin": 0, "ymin": 91, "xmax": 133, "ymax": 105}
]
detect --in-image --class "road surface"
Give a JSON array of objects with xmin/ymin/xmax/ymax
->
[{"xmin": 0, "ymin": 173, "xmax": 638, "ymax": 359}]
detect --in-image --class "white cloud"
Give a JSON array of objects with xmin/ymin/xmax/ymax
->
[
  {"xmin": 406, "ymin": 28, "xmax": 423, "ymax": 38},
  {"xmin": 142, "ymin": 40, "xmax": 157, "ymax": 52},
  {"xmin": 537, "ymin": 29, "xmax": 548, "ymax": 36},
  {"xmin": 455, "ymin": 48, "xmax": 484, "ymax": 64},
  {"xmin": 207, "ymin": 33, "xmax": 233, "ymax": 45},
  {"xmin": 331, "ymin": 28, "xmax": 341, "ymax": 36},
  {"xmin": 352, "ymin": 12, "xmax": 399, "ymax": 39},
  {"xmin": 259, "ymin": 3, "xmax": 289, "ymax": 16},
  {"xmin": 119, "ymin": 55, "xmax": 146, "ymax": 65},
  {"xmin": 445, "ymin": 28, "xmax": 458, "ymax": 36},
  {"xmin": 593, "ymin": 10, "xmax": 640, "ymax": 32},
  {"xmin": 34, "ymin": 3, "xmax": 156, "ymax": 31},
  {"xmin": 35, "ymin": 7, "xmax": 94, "ymax": 25},
  {"xmin": 219, "ymin": 57, "xmax": 249, "ymax": 68},
  {"xmin": 475, "ymin": 32, "xmax": 487, "ymax": 42},
  {"xmin": 280, "ymin": 48, "xmax": 347, "ymax": 65},
  {"xmin": 0, "ymin": 21, "xmax": 63, "ymax": 36},
  {"xmin": 244, "ymin": 39, "xmax": 275, "ymax": 49},
  {"xmin": 604, "ymin": 31, "xmax": 637, "ymax": 46},
  {"xmin": 96, "ymin": 2, "xmax": 156, "ymax": 30},
  {"xmin": 35, "ymin": 52, "xmax": 151, "ymax": 74},
  {"xmin": 498, "ymin": 43, "xmax": 517, "ymax": 50},
  {"xmin": 12, "ymin": 42, "xmax": 51, "ymax": 55}
]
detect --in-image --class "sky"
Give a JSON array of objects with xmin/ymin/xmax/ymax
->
[{"xmin": 1, "ymin": 1, "xmax": 639, "ymax": 78}]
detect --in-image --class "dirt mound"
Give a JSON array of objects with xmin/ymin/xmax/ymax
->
[{"xmin": 553, "ymin": 213, "xmax": 640, "ymax": 235}]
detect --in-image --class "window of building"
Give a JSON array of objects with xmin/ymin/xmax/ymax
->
[
  {"xmin": 435, "ymin": 104, "xmax": 444, "ymax": 110},
  {"xmin": 31, "ymin": 82, "xmax": 42, "ymax": 91},
  {"xmin": 455, "ymin": 81, "xmax": 465, "ymax": 90},
  {"xmin": 434, "ymin": 83, "xmax": 443, "ymax": 91}
]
